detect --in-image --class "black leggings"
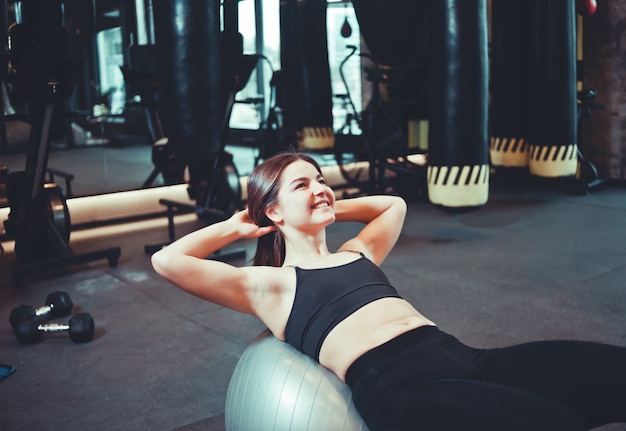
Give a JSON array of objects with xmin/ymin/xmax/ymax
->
[{"xmin": 345, "ymin": 326, "xmax": 626, "ymax": 431}]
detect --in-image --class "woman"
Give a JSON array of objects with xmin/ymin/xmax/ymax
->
[{"xmin": 152, "ymin": 152, "xmax": 626, "ymax": 430}]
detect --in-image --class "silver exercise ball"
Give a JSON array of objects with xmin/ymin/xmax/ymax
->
[{"xmin": 225, "ymin": 330, "xmax": 369, "ymax": 431}]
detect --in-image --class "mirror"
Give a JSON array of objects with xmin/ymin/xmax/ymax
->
[{"xmin": 1, "ymin": 0, "xmax": 363, "ymax": 199}]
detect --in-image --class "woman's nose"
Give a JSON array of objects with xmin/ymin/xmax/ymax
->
[{"xmin": 311, "ymin": 181, "xmax": 325, "ymax": 194}]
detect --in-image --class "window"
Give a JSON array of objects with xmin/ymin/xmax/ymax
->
[
  {"xmin": 96, "ymin": 27, "xmax": 126, "ymax": 115},
  {"xmin": 229, "ymin": 0, "xmax": 280, "ymax": 130},
  {"xmin": 229, "ymin": 0, "xmax": 362, "ymax": 135},
  {"xmin": 327, "ymin": 1, "xmax": 362, "ymax": 133}
]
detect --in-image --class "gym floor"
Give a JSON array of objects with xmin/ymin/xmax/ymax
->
[{"xmin": 1, "ymin": 142, "xmax": 626, "ymax": 430}]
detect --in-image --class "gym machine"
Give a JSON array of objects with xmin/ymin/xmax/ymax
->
[
  {"xmin": 120, "ymin": 44, "xmax": 183, "ymax": 189},
  {"xmin": 336, "ymin": 44, "xmax": 427, "ymax": 199},
  {"xmin": 144, "ymin": 0, "xmax": 257, "ymax": 259},
  {"xmin": 143, "ymin": 49, "xmax": 260, "ymax": 255},
  {"xmin": 2, "ymin": 0, "xmax": 120, "ymax": 284},
  {"xmin": 576, "ymin": 88, "xmax": 609, "ymax": 193}
]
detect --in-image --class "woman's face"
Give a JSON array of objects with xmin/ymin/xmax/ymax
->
[{"xmin": 268, "ymin": 160, "xmax": 336, "ymax": 231}]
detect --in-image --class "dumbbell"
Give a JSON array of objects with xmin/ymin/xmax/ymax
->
[
  {"xmin": 11, "ymin": 313, "xmax": 95, "ymax": 345},
  {"xmin": 9, "ymin": 291, "xmax": 73, "ymax": 333}
]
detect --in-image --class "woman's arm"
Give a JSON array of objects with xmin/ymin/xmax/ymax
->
[
  {"xmin": 334, "ymin": 195, "xmax": 407, "ymax": 265},
  {"xmin": 151, "ymin": 210, "xmax": 276, "ymax": 314}
]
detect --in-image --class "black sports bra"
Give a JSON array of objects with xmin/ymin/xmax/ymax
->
[{"xmin": 284, "ymin": 254, "xmax": 402, "ymax": 361}]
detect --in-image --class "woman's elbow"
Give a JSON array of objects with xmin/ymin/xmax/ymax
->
[
  {"xmin": 393, "ymin": 196, "xmax": 408, "ymax": 216},
  {"xmin": 151, "ymin": 248, "xmax": 171, "ymax": 278}
]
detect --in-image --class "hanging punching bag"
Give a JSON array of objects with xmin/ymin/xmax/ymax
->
[
  {"xmin": 352, "ymin": 0, "xmax": 429, "ymax": 68},
  {"xmin": 153, "ymin": 0, "xmax": 222, "ymax": 163},
  {"xmin": 527, "ymin": 0, "xmax": 578, "ymax": 177},
  {"xmin": 490, "ymin": 0, "xmax": 533, "ymax": 168},
  {"xmin": 352, "ymin": 0, "xmax": 429, "ymax": 159},
  {"xmin": 428, "ymin": 0, "xmax": 489, "ymax": 208},
  {"xmin": 279, "ymin": 0, "xmax": 334, "ymax": 150}
]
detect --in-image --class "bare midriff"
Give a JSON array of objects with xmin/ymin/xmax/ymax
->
[{"xmin": 318, "ymin": 297, "xmax": 436, "ymax": 382}]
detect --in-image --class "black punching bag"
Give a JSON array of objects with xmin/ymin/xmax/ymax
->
[
  {"xmin": 352, "ymin": 0, "xmax": 429, "ymax": 68},
  {"xmin": 428, "ymin": 0, "xmax": 489, "ymax": 208},
  {"xmin": 527, "ymin": 0, "xmax": 578, "ymax": 177},
  {"xmin": 352, "ymin": 0, "xmax": 429, "ymax": 158},
  {"xmin": 490, "ymin": 0, "xmax": 533, "ymax": 168},
  {"xmin": 153, "ymin": 0, "xmax": 222, "ymax": 163},
  {"xmin": 279, "ymin": 0, "xmax": 334, "ymax": 150}
]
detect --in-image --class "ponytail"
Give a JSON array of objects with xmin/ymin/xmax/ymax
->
[{"xmin": 253, "ymin": 230, "xmax": 285, "ymax": 267}]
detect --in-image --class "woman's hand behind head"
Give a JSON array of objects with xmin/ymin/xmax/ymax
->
[{"xmin": 232, "ymin": 209, "xmax": 277, "ymax": 239}]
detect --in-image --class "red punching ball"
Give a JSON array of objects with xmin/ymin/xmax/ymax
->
[{"xmin": 577, "ymin": 0, "xmax": 598, "ymax": 16}]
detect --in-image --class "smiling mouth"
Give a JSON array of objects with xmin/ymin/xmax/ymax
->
[{"xmin": 312, "ymin": 202, "xmax": 330, "ymax": 209}]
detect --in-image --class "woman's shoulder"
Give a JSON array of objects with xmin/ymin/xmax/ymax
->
[
  {"xmin": 239, "ymin": 265, "xmax": 297, "ymax": 334},
  {"xmin": 240, "ymin": 264, "xmax": 296, "ymax": 292}
]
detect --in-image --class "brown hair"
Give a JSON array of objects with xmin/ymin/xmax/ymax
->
[{"xmin": 247, "ymin": 151, "xmax": 322, "ymax": 267}]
